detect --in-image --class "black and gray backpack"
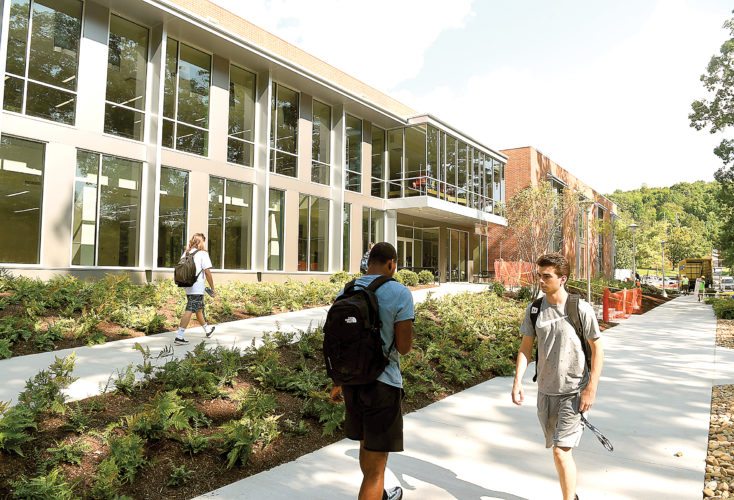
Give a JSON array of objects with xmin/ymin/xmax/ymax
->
[
  {"xmin": 323, "ymin": 276, "xmax": 394, "ymax": 385},
  {"xmin": 173, "ymin": 250, "xmax": 200, "ymax": 287}
]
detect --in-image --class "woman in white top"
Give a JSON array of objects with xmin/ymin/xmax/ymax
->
[{"xmin": 175, "ymin": 233, "xmax": 216, "ymax": 344}]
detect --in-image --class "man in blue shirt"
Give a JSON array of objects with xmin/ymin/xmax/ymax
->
[{"xmin": 331, "ymin": 242, "xmax": 415, "ymax": 500}]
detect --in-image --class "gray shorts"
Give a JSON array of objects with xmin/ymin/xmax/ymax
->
[
  {"xmin": 185, "ymin": 294, "xmax": 205, "ymax": 312},
  {"xmin": 537, "ymin": 392, "xmax": 584, "ymax": 449}
]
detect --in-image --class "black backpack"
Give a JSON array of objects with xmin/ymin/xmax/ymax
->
[
  {"xmin": 323, "ymin": 275, "xmax": 394, "ymax": 385},
  {"xmin": 530, "ymin": 294, "xmax": 590, "ymax": 382},
  {"xmin": 174, "ymin": 250, "xmax": 201, "ymax": 287}
]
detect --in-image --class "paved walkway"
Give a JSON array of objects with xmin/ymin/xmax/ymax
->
[
  {"xmin": 198, "ymin": 294, "xmax": 728, "ymax": 500},
  {"xmin": 0, "ymin": 283, "xmax": 487, "ymax": 404}
]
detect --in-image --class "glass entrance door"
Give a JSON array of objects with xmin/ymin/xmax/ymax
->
[
  {"xmin": 447, "ymin": 229, "xmax": 469, "ymax": 281},
  {"xmin": 397, "ymin": 237, "xmax": 414, "ymax": 269}
]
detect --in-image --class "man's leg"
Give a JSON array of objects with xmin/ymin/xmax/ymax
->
[
  {"xmin": 358, "ymin": 442, "xmax": 389, "ymax": 500},
  {"xmin": 553, "ymin": 446, "xmax": 577, "ymax": 500},
  {"xmin": 179, "ymin": 311, "xmax": 193, "ymax": 328},
  {"xmin": 195, "ymin": 309, "xmax": 206, "ymax": 326}
]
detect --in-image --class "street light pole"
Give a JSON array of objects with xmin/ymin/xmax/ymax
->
[
  {"xmin": 579, "ymin": 199, "xmax": 595, "ymax": 303},
  {"xmin": 661, "ymin": 240, "xmax": 668, "ymax": 298},
  {"xmin": 629, "ymin": 223, "xmax": 639, "ymax": 283}
]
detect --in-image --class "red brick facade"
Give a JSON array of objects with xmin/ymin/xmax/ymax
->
[{"xmin": 489, "ymin": 147, "xmax": 617, "ymax": 279}]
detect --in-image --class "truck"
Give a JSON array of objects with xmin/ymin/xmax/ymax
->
[{"xmin": 678, "ymin": 258, "xmax": 713, "ymax": 292}]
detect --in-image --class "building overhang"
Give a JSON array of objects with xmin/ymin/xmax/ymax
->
[{"xmin": 386, "ymin": 196, "xmax": 507, "ymax": 227}]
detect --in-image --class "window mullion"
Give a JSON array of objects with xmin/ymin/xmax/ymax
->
[
  {"xmin": 21, "ymin": 0, "xmax": 35, "ymax": 114},
  {"xmin": 221, "ymin": 180, "xmax": 227, "ymax": 269},
  {"xmin": 173, "ymin": 41, "xmax": 180, "ymax": 145},
  {"xmin": 94, "ymin": 155, "xmax": 103, "ymax": 266}
]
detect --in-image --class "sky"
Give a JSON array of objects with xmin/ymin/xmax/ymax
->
[{"xmin": 211, "ymin": 0, "xmax": 732, "ymax": 194}]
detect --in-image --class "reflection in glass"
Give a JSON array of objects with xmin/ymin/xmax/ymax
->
[
  {"xmin": 268, "ymin": 189, "xmax": 285, "ymax": 270},
  {"xmin": 3, "ymin": 76, "xmax": 24, "ymax": 112},
  {"xmin": 444, "ymin": 134, "xmax": 457, "ymax": 202},
  {"xmin": 270, "ymin": 83, "xmax": 299, "ymax": 177},
  {"xmin": 157, "ymin": 167, "xmax": 188, "ymax": 267},
  {"xmin": 345, "ymin": 115, "xmax": 362, "ymax": 192},
  {"xmin": 223, "ymin": 181, "xmax": 252, "ymax": 270},
  {"xmin": 176, "ymin": 123, "xmax": 208, "ymax": 156},
  {"xmin": 343, "ymin": 203, "xmax": 350, "ymax": 272},
  {"xmin": 163, "ymin": 38, "xmax": 178, "ymax": 119},
  {"xmin": 228, "ymin": 65, "xmax": 256, "ymax": 166},
  {"xmin": 371, "ymin": 125, "xmax": 385, "ymax": 198},
  {"xmin": 404, "ymin": 125, "xmax": 426, "ymax": 197},
  {"xmin": 207, "ymin": 177, "xmax": 224, "ymax": 269},
  {"xmin": 72, "ymin": 151, "xmax": 98, "ymax": 266},
  {"xmin": 105, "ymin": 15, "xmax": 148, "ymax": 140},
  {"xmin": 387, "ymin": 129, "xmax": 403, "ymax": 198},
  {"xmin": 427, "ymin": 125, "xmax": 439, "ymax": 198},
  {"xmin": 298, "ymin": 195, "xmax": 309, "ymax": 271},
  {"xmin": 0, "ymin": 136, "xmax": 44, "ymax": 264},
  {"xmin": 361, "ymin": 207, "xmax": 384, "ymax": 253},
  {"xmin": 6, "ymin": 0, "xmax": 30, "ymax": 77},
  {"xmin": 25, "ymin": 81, "xmax": 75, "ymax": 124},
  {"xmin": 311, "ymin": 100, "xmax": 331, "ymax": 184},
  {"xmin": 298, "ymin": 195, "xmax": 329, "ymax": 272},
  {"xmin": 28, "ymin": 0, "xmax": 82, "ymax": 90}
]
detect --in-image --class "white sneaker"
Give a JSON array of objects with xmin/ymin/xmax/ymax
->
[
  {"xmin": 205, "ymin": 326, "xmax": 215, "ymax": 338},
  {"xmin": 174, "ymin": 337, "xmax": 189, "ymax": 344},
  {"xmin": 385, "ymin": 487, "xmax": 403, "ymax": 500}
]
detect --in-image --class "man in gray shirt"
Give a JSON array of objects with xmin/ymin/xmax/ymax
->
[{"xmin": 511, "ymin": 253, "xmax": 604, "ymax": 500}]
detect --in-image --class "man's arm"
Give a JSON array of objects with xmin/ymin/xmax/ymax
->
[
  {"xmin": 394, "ymin": 319, "xmax": 414, "ymax": 355},
  {"xmin": 579, "ymin": 337, "xmax": 604, "ymax": 413},
  {"xmin": 511, "ymin": 335, "xmax": 534, "ymax": 405},
  {"xmin": 204, "ymin": 268, "xmax": 215, "ymax": 294}
]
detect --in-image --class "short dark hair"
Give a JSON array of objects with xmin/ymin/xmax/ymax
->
[
  {"xmin": 536, "ymin": 252, "xmax": 570, "ymax": 279},
  {"xmin": 368, "ymin": 242, "xmax": 397, "ymax": 266}
]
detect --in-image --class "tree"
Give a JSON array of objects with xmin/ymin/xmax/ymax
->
[{"xmin": 690, "ymin": 10, "xmax": 734, "ymax": 265}]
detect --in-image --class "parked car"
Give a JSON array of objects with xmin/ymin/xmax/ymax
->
[{"xmin": 721, "ymin": 276, "xmax": 734, "ymax": 292}]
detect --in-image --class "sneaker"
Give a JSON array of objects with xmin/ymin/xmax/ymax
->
[
  {"xmin": 174, "ymin": 337, "xmax": 189, "ymax": 344},
  {"xmin": 205, "ymin": 326, "xmax": 215, "ymax": 338},
  {"xmin": 384, "ymin": 487, "xmax": 403, "ymax": 500}
]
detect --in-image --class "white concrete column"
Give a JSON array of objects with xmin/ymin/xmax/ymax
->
[
  {"xmin": 299, "ymin": 93, "xmax": 313, "ymax": 183},
  {"xmin": 209, "ymin": 54, "xmax": 229, "ymax": 165},
  {"xmin": 385, "ymin": 209, "xmax": 397, "ymax": 247},
  {"xmin": 0, "ymin": 0, "xmax": 10, "ymax": 135},
  {"xmin": 40, "ymin": 144, "xmax": 76, "ymax": 268},
  {"xmin": 75, "ymin": 1, "xmax": 108, "ymax": 134},
  {"xmin": 330, "ymin": 104, "xmax": 345, "ymax": 272},
  {"xmin": 253, "ymin": 70, "xmax": 272, "ymax": 273}
]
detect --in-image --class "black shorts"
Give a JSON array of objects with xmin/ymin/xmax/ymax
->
[
  {"xmin": 185, "ymin": 294, "xmax": 205, "ymax": 312},
  {"xmin": 343, "ymin": 380, "xmax": 403, "ymax": 452}
]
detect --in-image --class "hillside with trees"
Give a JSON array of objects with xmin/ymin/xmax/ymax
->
[{"xmin": 607, "ymin": 181, "xmax": 721, "ymax": 271}]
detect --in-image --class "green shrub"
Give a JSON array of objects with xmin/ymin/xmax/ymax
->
[
  {"xmin": 217, "ymin": 415, "xmax": 281, "ymax": 469},
  {"xmin": 179, "ymin": 430, "xmax": 210, "ymax": 455},
  {"xmin": 46, "ymin": 438, "xmax": 91, "ymax": 465},
  {"xmin": 302, "ymin": 392, "xmax": 345, "ymax": 436},
  {"xmin": 233, "ymin": 387, "xmax": 277, "ymax": 419},
  {"xmin": 10, "ymin": 468, "xmax": 75, "ymax": 500},
  {"xmin": 107, "ymin": 433, "xmax": 146, "ymax": 484},
  {"xmin": 18, "ymin": 354, "xmax": 77, "ymax": 416},
  {"xmin": 62, "ymin": 404, "xmax": 92, "ymax": 434},
  {"xmin": 91, "ymin": 458, "xmax": 122, "ymax": 499},
  {"xmin": 0, "ymin": 339, "xmax": 11, "ymax": 359},
  {"xmin": 0, "ymin": 404, "xmax": 37, "ymax": 455},
  {"xmin": 166, "ymin": 465, "xmax": 193, "ymax": 487},
  {"xmin": 490, "ymin": 280, "xmax": 505, "ymax": 298},
  {"xmin": 124, "ymin": 390, "xmax": 201, "ymax": 440},
  {"xmin": 517, "ymin": 286, "xmax": 533, "ymax": 301},
  {"xmin": 395, "ymin": 269, "xmax": 419, "ymax": 287},
  {"xmin": 329, "ymin": 271, "xmax": 350, "ymax": 284},
  {"xmin": 711, "ymin": 298, "xmax": 734, "ymax": 319},
  {"xmin": 113, "ymin": 365, "xmax": 138, "ymax": 396},
  {"xmin": 418, "ymin": 270, "xmax": 435, "ymax": 285}
]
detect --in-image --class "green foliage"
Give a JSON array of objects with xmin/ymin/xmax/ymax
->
[
  {"xmin": 0, "ymin": 404, "xmax": 37, "ymax": 455},
  {"xmin": 295, "ymin": 326, "xmax": 324, "ymax": 360},
  {"xmin": 113, "ymin": 364, "xmax": 138, "ymax": 396},
  {"xmin": 91, "ymin": 458, "xmax": 122, "ymax": 499},
  {"xmin": 46, "ymin": 438, "xmax": 91, "ymax": 466},
  {"xmin": 61, "ymin": 404, "xmax": 92, "ymax": 434},
  {"xmin": 124, "ymin": 390, "xmax": 203, "ymax": 440},
  {"xmin": 489, "ymin": 280, "xmax": 505, "ymax": 297},
  {"xmin": 166, "ymin": 465, "xmax": 193, "ymax": 487},
  {"xmin": 0, "ymin": 339, "xmax": 12, "ymax": 359},
  {"xmin": 217, "ymin": 415, "xmax": 281, "ymax": 469},
  {"xmin": 18, "ymin": 354, "xmax": 77, "ymax": 416},
  {"xmin": 179, "ymin": 430, "xmax": 210, "ymax": 455},
  {"xmin": 418, "ymin": 270, "xmax": 435, "ymax": 285},
  {"xmin": 708, "ymin": 297, "xmax": 734, "ymax": 319},
  {"xmin": 329, "ymin": 271, "xmax": 350, "ymax": 284},
  {"xmin": 107, "ymin": 433, "xmax": 146, "ymax": 484},
  {"xmin": 394, "ymin": 269, "xmax": 419, "ymax": 286},
  {"xmin": 154, "ymin": 343, "xmax": 222, "ymax": 398},
  {"xmin": 10, "ymin": 468, "xmax": 75, "ymax": 500},
  {"xmin": 517, "ymin": 286, "xmax": 533, "ymax": 301},
  {"xmin": 302, "ymin": 393, "xmax": 345, "ymax": 436},
  {"xmin": 282, "ymin": 418, "xmax": 309, "ymax": 436},
  {"xmin": 233, "ymin": 387, "xmax": 277, "ymax": 419}
]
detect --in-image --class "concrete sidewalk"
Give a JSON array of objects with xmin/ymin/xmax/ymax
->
[
  {"xmin": 198, "ymin": 294, "xmax": 726, "ymax": 499},
  {"xmin": 0, "ymin": 282, "xmax": 488, "ymax": 405}
]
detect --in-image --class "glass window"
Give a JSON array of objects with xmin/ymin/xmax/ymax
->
[
  {"xmin": 371, "ymin": 125, "xmax": 385, "ymax": 198},
  {"xmin": 343, "ymin": 203, "xmax": 350, "ymax": 272},
  {"xmin": 157, "ymin": 167, "xmax": 188, "ymax": 267},
  {"xmin": 387, "ymin": 129, "xmax": 403, "ymax": 198},
  {"xmin": 444, "ymin": 134, "xmax": 457, "ymax": 202},
  {"xmin": 72, "ymin": 151, "xmax": 142, "ymax": 267},
  {"xmin": 362, "ymin": 207, "xmax": 384, "ymax": 253},
  {"xmin": 228, "ymin": 65, "xmax": 256, "ymax": 166},
  {"xmin": 162, "ymin": 38, "xmax": 210, "ymax": 156},
  {"xmin": 268, "ymin": 189, "xmax": 285, "ymax": 271},
  {"xmin": 311, "ymin": 100, "xmax": 331, "ymax": 184},
  {"xmin": 404, "ymin": 125, "xmax": 426, "ymax": 197},
  {"xmin": 207, "ymin": 177, "xmax": 253, "ymax": 270},
  {"xmin": 483, "ymin": 155, "xmax": 493, "ymax": 212},
  {"xmin": 4, "ymin": 0, "xmax": 82, "ymax": 124},
  {"xmin": 0, "ymin": 136, "xmax": 44, "ymax": 264},
  {"xmin": 493, "ymin": 158, "xmax": 502, "ymax": 204},
  {"xmin": 207, "ymin": 177, "xmax": 224, "ymax": 268},
  {"xmin": 105, "ymin": 15, "xmax": 148, "ymax": 141},
  {"xmin": 345, "ymin": 115, "xmax": 362, "ymax": 192},
  {"xmin": 270, "ymin": 82, "xmax": 299, "ymax": 177},
  {"xmin": 298, "ymin": 194, "xmax": 329, "ymax": 272},
  {"xmin": 426, "ymin": 125, "xmax": 439, "ymax": 198},
  {"xmin": 457, "ymin": 141, "xmax": 467, "ymax": 206}
]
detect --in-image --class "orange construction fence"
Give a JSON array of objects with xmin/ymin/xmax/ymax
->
[
  {"xmin": 494, "ymin": 260, "xmax": 535, "ymax": 287},
  {"xmin": 603, "ymin": 287, "xmax": 642, "ymax": 322}
]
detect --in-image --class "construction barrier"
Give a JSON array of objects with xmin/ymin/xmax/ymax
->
[
  {"xmin": 494, "ymin": 260, "xmax": 535, "ymax": 287},
  {"xmin": 603, "ymin": 287, "xmax": 642, "ymax": 322}
]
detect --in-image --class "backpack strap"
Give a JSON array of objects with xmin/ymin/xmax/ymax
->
[
  {"xmin": 529, "ymin": 297, "xmax": 543, "ymax": 382},
  {"xmin": 565, "ymin": 295, "xmax": 592, "ymax": 375}
]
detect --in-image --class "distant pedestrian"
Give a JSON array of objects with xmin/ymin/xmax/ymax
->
[
  {"xmin": 696, "ymin": 276, "xmax": 706, "ymax": 302},
  {"xmin": 680, "ymin": 276, "xmax": 689, "ymax": 295},
  {"xmin": 175, "ymin": 233, "xmax": 216, "ymax": 344},
  {"xmin": 330, "ymin": 242, "xmax": 414, "ymax": 500},
  {"xmin": 512, "ymin": 253, "xmax": 604, "ymax": 500},
  {"xmin": 360, "ymin": 242, "xmax": 374, "ymax": 274}
]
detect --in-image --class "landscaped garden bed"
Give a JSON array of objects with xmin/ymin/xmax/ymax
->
[
  {"xmin": 0, "ymin": 269, "xmax": 436, "ymax": 359},
  {"xmin": 0, "ymin": 290, "xmax": 525, "ymax": 499}
]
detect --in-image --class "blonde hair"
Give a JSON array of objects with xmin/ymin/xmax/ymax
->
[{"xmin": 187, "ymin": 233, "xmax": 206, "ymax": 252}]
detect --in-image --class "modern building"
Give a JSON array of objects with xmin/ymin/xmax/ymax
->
[
  {"xmin": 0, "ymin": 0, "xmax": 507, "ymax": 283},
  {"xmin": 486, "ymin": 146, "xmax": 617, "ymax": 279}
]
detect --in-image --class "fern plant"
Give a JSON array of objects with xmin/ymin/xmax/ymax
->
[
  {"xmin": 46, "ymin": 438, "xmax": 91, "ymax": 466},
  {"xmin": 0, "ymin": 404, "xmax": 37, "ymax": 455},
  {"xmin": 124, "ymin": 390, "xmax": 202, "ymax": 440},
  {"xmin": 9, "ymin": 468, "xmax": 76, "ymax": 499},
  {"xmin": 90, "ymin": 457, "xmax": 122, "ymax": 499},
  {"xmin": 18, "ymin": 354, "xmax": 77, "ymax": 416},
  {"xmin": 107, "ymin": 433, "xmax": 146, "ymax": 484},
  {"xmin": 302, "ymin": 393, "xmax": 345, "ymax": 436},
  {"xmin": 232, "ymin": 387, "xmax": 277, "ymax": 419},
  {"xmin": 178, "ymin": 430, "xmax": 210, "ymax": 455},
  {"xmin": 166, "ymin": 465, "xmax": 193, "ymax": 487},
  {"xmin": 217, "ymin": 415, "xmax": 280, "ymax": 469}
]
